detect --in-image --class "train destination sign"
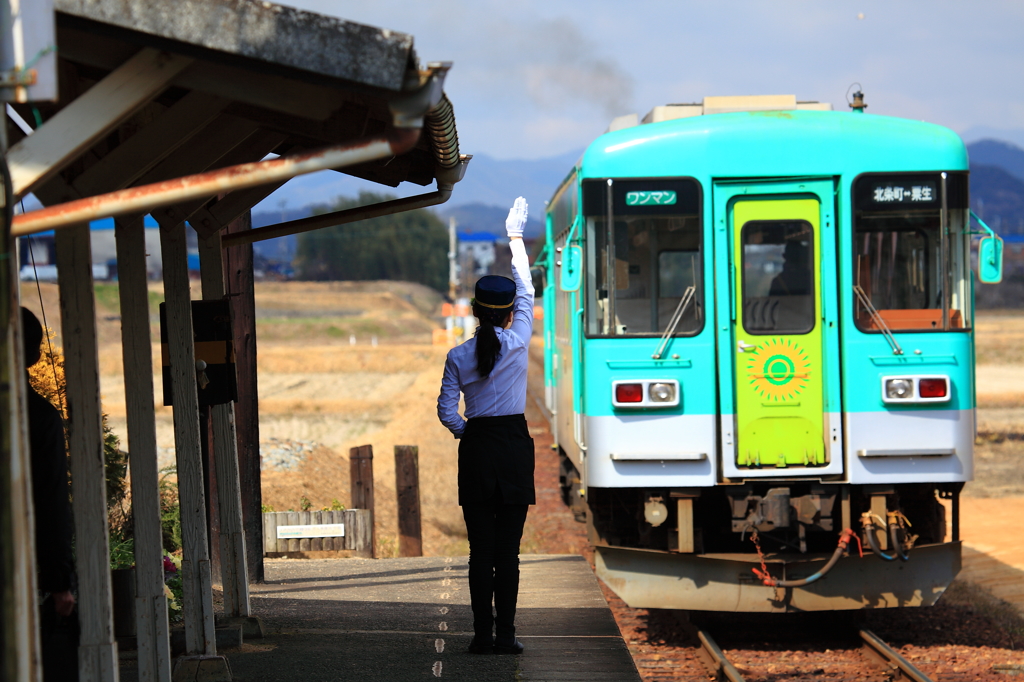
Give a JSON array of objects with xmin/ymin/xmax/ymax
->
[
  {"xmin": 625, "ymin": 190, "xmax": 677, "ymax": 206},
  {"xmin": 868, "ymin": 181, "xmax": 936, "ymax": 205},
  {"xmin": 583, "ymin": 178, "xmax": 700, "ymax": 215}
]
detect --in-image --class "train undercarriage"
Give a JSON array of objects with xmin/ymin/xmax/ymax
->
[{"xmin": 559, "ymin": 450, "xmax": 964, "ymax": 612}]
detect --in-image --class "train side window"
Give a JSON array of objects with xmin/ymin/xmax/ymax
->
[
  {"xmin": 741, "ymin": 220, "xmax": 815, "ymax": 335},
  {"xmin": 852, "ymin": 173, "xmax": 970, "ymax": 332}
]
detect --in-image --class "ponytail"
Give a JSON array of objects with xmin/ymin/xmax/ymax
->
[{"xmin": 472, "ymin": 302, "xmax": 508, "ymax": 377}]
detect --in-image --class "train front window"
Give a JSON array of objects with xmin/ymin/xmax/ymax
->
[
  {"xmin": 852, "ymin": 173, "xmax": 970, "ymax": 332},
  {"xmin": 741, "ymin": 220, "xmax": 815, "ymax": 335},
  {"xmin": 581, "ymin": 178, "xmax": 702, "ymax": 337}
]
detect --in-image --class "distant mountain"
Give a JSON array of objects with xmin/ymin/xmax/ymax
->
[
  {"xmin": 436, "ymin": 202, "xmax": 544, "ymax": 239},
  {"xmin": 968, "ymin": 139, "xmax": 1024, "ymax": 182},
  {"xmin": 250, "ymin": 208, "xmax": 310, "ymax": 262},
  {"xmin": 961, "ymin": 126, "xmax": 1024, "ymax": 154},
  {"xmin": 450, "ymin": 150, "xmax": 581, "ymax": 211},
  {"xmin": 970, "ymin": 163, "xmax": 1024, "ymax": 235}
]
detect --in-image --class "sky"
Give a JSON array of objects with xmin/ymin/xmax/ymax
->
[{"xmin": 281, "ymin": 0, "xmax": 1024, "ymax": 160}]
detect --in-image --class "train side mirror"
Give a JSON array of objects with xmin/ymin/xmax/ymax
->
[
  {"xmin": 978, "ymin": 236, "xmax": 1003, "ymax": 284},
  {"xmin": 559, "ymin": 245, "xmax": 582, "ymax": 291}
]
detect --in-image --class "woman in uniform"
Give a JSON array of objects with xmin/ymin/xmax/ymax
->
[{"xmin": 437, "ymin": 196, "xmax": 535, "ymax": 655}]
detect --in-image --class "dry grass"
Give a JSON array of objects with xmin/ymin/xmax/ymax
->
[
  {"xmin": 975, "ymin": 310, "xmax": 1024, "ymax": 366},
  {"xmin": 257, "ymin": 345, "xmax": 440, "ymax": 374},
  {"xmin": 252, "ymin": 281, "xmax": 442, "ymax": 346}
]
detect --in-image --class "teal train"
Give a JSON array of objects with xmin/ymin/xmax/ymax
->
[{"xmin": 536, "ymin": 94, "xmax": 1004, "ymax": 612}]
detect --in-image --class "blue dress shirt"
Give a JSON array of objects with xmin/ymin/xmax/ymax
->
[{"xmin": 437, "ymin": 238, "xmax": 535, "ymax": 436}]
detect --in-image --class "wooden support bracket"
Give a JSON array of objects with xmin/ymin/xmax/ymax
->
[{"xmin": 8, "ymin": 48, "xmax": 194, "ymax": 198}]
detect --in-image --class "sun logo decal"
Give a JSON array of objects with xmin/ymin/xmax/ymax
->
[{"xmin": 747, "ymin": 339, "xmax": 811, "ymax": 401}]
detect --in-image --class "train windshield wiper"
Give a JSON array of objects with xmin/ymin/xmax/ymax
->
[
  {"xmin": 652, "ymin": 285, "xmax": 696, "ymax": 360},
  {"xmin": 853, "ymin": 285, "xmax": 903, "ymax": 355}
]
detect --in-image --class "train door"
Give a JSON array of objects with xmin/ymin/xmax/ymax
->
[{"xmin": 713, "ymin": 180, "xmax": 844, "ymax": 477}]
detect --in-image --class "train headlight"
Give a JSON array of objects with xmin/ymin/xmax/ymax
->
[
  {"xmin": 885, "ymin": 378, "xmax": 913, "ymax": 399},
  {"xmin": 649, "ymin": 382, "xmax": 676, "ymax": 403},
  {"xmin": 615, "ymin": 383, "xmax": 644, "ymax": 403}
]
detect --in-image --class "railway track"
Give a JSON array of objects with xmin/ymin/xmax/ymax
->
[
  {"xmin": 696, "ymin": 627, "xmax": 934, "ymax": 682},
  {"xmin": 525, "ymin": 350, "xmax": 1023, "ymax": 681}
]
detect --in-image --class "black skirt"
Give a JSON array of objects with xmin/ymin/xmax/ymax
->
[{"xmin": 458, "ymin": 414, "xmax": 535, "ymax": 506}]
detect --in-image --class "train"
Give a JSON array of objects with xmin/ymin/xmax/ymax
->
[{"xmin": 535, "ymin": 94, "xmax": 1005, "ymax": 612}]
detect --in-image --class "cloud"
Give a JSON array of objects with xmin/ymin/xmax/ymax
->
[{"xmin": 515, "ymin": 17, "xmax": 634, "ymax": 118}]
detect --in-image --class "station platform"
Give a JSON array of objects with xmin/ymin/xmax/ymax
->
[{"xmin": 131, "ymin": 554, "xmax": 641, "ymax": 681}]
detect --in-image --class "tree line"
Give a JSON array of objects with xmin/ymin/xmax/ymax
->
[{"xmin": 294, "ymin": 191, "xmax": 449, "ymax": 292}]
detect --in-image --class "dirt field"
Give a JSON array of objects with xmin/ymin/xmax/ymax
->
[{"xmin": 19, "ymin": 281, "xmax": 1024, "ymax": 613}]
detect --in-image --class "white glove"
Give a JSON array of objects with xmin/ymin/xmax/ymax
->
[{"xmin": 505, "ymin": 196, "xmax": 528, "ymax": 238}]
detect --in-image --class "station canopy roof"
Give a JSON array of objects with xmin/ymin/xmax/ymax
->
[{"xmin": 8, "ymin": 0, "xmax": 465, "ymax": 239}]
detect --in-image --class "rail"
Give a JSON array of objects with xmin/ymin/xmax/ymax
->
[
  {"xmin": 696, "ymin": 629, "xmax": 746, "ymax": 682},
  {"xmin": 692, "ymin": 626, "xmax": 934, "ymax": 682},
  {"xmin": 860, "ymin": 628, "xmax": 934, "ymax": 682}
]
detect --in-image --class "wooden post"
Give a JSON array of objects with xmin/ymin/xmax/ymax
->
[
  {"xmin": 115, "ymin": 215, "xmax": 172, "ymax": 682},
  {"xmin": 199, "ymin": 229, "xmax": 250, "ymax": 619},
  {"xmin": 198, "ymin": 405, "xmax": 219, "ymax": 579},
  {"xmin": 55, "ymin": 223, "xmax": 119, "ymax": 680},
  {"xmin": 394, "ymin": 446, "xmax": 422, "ymax": 557},
  {"xmin": 159, "ymin": 222, "xmax": 217, "ymax": 657},
  {"xmin": 349, "ymin": 445, "xmax": 375, "ymax": 558},
  {"xmin": 2, "ymin": 201, "xmax": 41, "ymax": 681},
  {"xmin": 222, "ymin": 212, "xmax": 263, "ymax": 582}
]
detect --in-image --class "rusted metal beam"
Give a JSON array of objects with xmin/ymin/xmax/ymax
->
[
  {"xmin": 72, "ymin": 90, "xmax": 231, "ymax": 197},
  {"xmin": 220, "ymin": 185, "xmax": 451, "ymax": 247},
  {"xmin": 12, "ymin": 128, "xmax": 420, "ymax": 236},
  {"xmin": 150, "ymin": 129, "xmax": 289, "ymax": 231},
  {"xmin": 189, "ymin": 181, "xmax": 287, "ymax": 240}
]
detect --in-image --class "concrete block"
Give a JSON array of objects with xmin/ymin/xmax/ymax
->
[
  {"xmin": 172, "ymin": 655, "xmax": 232, "ymax": 682},
  {"xmin": 216, "ymin": 625, "xmax": 244, "ymax": 650},
  {"xmin": 170, "ymin": 626, "xmax": 243, "ymax": 655},
  {"xmin": 217, "ymin": 616, "xmax": 265, "ymax": 639}
]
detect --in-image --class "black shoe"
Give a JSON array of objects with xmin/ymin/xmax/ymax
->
[
  {"xmin": 467, "ymin": 637, "xmax": 493, "ymax": 654},
  {"xmin": 493, "ymin": 637, "xmax": 524, "ymax": 655}
]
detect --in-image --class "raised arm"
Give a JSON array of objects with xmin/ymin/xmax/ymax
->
[{"xmin": 505, "ymin": 196, "xmax": 534, "ymax": 341}]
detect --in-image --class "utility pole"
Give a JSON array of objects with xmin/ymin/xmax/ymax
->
[{"xmin": 447, "ymin": 216, "xmax": 457, "ymax": 345}]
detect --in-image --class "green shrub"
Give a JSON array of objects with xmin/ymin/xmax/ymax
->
[{"xmin": 158, "ymin": 468, "xmax": 182, "ymax": 553}]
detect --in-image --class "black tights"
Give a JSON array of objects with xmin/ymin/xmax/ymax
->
[{"xmin": 461, "ymin": 498, "xmax": 529, "ymax": 642}]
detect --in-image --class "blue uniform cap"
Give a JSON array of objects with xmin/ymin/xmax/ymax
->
[{"xmin": 474, "ymin": 275, "xmax": 515, "ymax": 309}]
